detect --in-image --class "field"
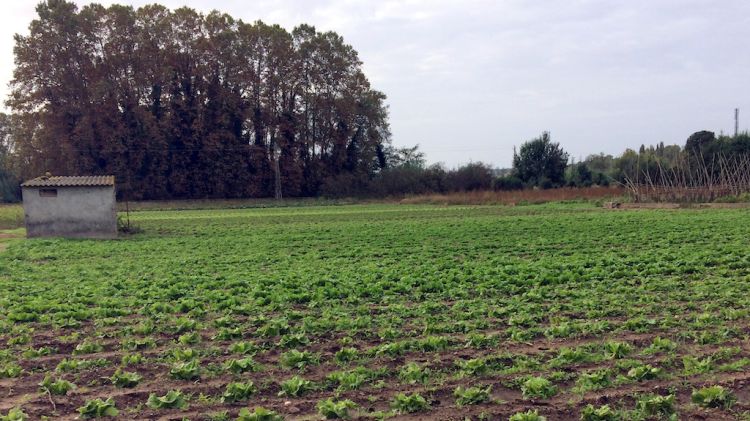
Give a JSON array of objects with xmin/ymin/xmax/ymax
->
[{"xmin": 1, "ymin": 203, "xmax": 750, "ymax": 420}]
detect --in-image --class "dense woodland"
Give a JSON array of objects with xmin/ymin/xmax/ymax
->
[
  {"xmin": 3, "ymin": 0, "xmax": 392, "ymax": 200},
  {"xmin": 0, "ymin": 1, "xmax": 748, "ymax": 202}
]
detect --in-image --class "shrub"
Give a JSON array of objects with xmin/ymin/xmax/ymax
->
[
  {"xmin": 445, "ymin": 162, "xmax": 494, "ymax": 192},
  {"xmin": 494, "ymin": 175, "xmax": 524, "ymax": 190}
]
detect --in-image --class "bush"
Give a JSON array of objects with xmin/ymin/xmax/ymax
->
[
  {"xmin": 493, "ymin": 175, "xmax": 524, "ymax": 190},
  {"xmin": 320, "ymin": 173, "xmax": 367, "ymax": 198},
  {"xmin": 445, "ymin": 162, "xmax": 494, "ymax": 191},
  {"xmin": 369, "ymin": 165, "xmax": 441, "ymax": 196}
]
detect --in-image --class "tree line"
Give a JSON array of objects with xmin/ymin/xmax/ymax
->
[
  {"xmin": 1, "ymin": 1, "xmax": 748, "ymax": 202},
  {"xmin": 3, "ymin": 0, "xmax": 391, "ymax": 200}
]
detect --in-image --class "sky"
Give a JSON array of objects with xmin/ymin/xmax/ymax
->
[{"xmin": 1, "ymin": 0, "xmax": 749, "ymax": 168}]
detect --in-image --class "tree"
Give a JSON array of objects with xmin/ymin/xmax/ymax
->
[
  {"xmin": 8, "ymin": 1, "xmax": 392, "ymax": 199},
  {"xmin": 512, "ymin": 132, "xmax": 569, "ymax": 188},
  {"xmin": 0, "ymin": 114, "xmax": 19, "ymax": 201}
]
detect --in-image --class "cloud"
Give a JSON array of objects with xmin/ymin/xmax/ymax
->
[{"xmin": 1, "ymin": 0, "xmax": 749, "ymax": 167}]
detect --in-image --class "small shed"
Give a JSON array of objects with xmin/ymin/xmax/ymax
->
[{"xmin": 21, "ymin": 174, "xmax": 117, "ymax": 239}]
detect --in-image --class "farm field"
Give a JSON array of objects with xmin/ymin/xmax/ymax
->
[{"xmin": 1, "ymin": 203, "xmax": 750, "ymax": 420}]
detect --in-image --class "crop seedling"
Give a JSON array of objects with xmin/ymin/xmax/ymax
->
[
  {"xmin": 0, "ymin": 407, "xmax": 28, "ymax": 421},
  {"xmin": 3, "ymin": 203, "xmax": 750, "ymax": 418},
  {"xmin": 682, "ymin": 356, "xmax": 713, "ymax": 375},
  {"xmin": 280, "ymin": 349, "xmax": 319, "ymax": 370},
  {"xmin": 0, "ymin": 363, "xmax": 21, "ymax": 378},
  {"xmin": 509, "ymin": 410, "xmax": 546, "ymax": 421},
  {"xmin": 278, "ymin": 333, "xmax": 309, "ymax": 348},
  {"xmin": 605, "ymin": 341, "xmax": 631, "ymax": 359},
  {"xmin": 580, "ymin": 404, "xmax": 618, "ymax": 421},
  {"xmin": 229, "ymin": 341, "xmax": 257, "ymax": 355},
  {"xmin": 77, "ymin": 398, "xmax": 118, "ymax": 418},
  {"xmin": 334, "ymin": 347, "xmax": 358, "ymax": 364},
  {"xmin": 73, "ymin": 340, "xmax": 103, "ymax": 355},
  {"xmin": 221, "ymin": 381, "xmax": 256, "ymax": 403},
  {"xmin": 121, "ymin": 353, "xmax": 144, "ymax": 365},
  {"xmin": 317, "ymin": 398, "xmax": 357, "ymax": 419},
  {"xmin": 398, "ymin": 362, "xmax": 432, "ymax": 384},
  {"xmin": 223, "ymin": 357, "xmax": 259, "ymax": 374},
  {"xmin": 206, "ymin": 410, "xmax": 229, "ymax": 421},
  {"xmin": 627, "ymin": 364, "xmax": 663, "ymax": 381},
  {"xmin": 170, "ymin": 347, "xmax": 198, "ymax": 362},
  {"xmin": 110, "ymin": 369, "xmax": 142, "ymax": 388},
  {"xmin": 178, "ymin": 332, "xmax": 201, "ymax": 345},
  {"xmin": 574, "ymin": 370, "xmax": 611, "ymax": 393},
  {"xmin": 279, "ymin": 376, "xmax": 313, "ymax": 397},
  {"xmin": 691, "ymin": 385, "xmax": 735, "ymax": 409},
  {"xmin": 146, "ymin": 390, "xmax": 188, "ymax": 409},
  {"xmin": 391, "ymin": 393, "xmax": 429, "ymax": 413},
  {"xmin": 39, "ymin": 375, "xmax": 75, "ymax": 395},
  {"xmin": 457, "ymin": 357, "xmax": 489, "ymax": 376},
  {"xmin": 236, "ymin": 407, "xmax": 283, "ymax": 421},
  {"xmin": 326, "ymin": 368, "xmax": 371, "ymax": 391},
  {"xmin": 454, "ymin": 385, "xmax": 492, "ymax": 406},
  {"xmin": 643, "ymin": 337, "xmax": 677, "ymax": 354},
  {"xmin": 521, "ymin": 377, "xmax": 557, "ymax": 399},
  {"xmin": 635, "ymin": 394, "xmax": 676, "ymax": 419},
  {"xmin": 170, "ymin": 360, "xmax": 200, "ymax": 380}
]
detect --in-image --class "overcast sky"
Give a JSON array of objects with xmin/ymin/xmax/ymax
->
[{"xmin": 2, "ymin": 0, "xmax": 749, "ymax": 167}]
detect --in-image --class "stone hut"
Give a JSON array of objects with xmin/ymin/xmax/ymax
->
[{"xmin": 21, "ymin": 174, "xmax": 116, "ymax": 238}]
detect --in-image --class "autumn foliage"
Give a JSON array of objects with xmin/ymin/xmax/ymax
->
[{"xmin": 8, "ymin": 1, "xmax": 391, "ymax": 199}]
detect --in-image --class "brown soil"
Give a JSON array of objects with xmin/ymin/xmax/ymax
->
[{"xmin": 2, "ymin": 314, "xmax": 749, "ymax": 420}]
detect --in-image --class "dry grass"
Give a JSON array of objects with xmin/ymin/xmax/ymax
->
[
  {"xmin": 398, "ymin": 186, "xmax": 627, "ymax": 205},
  {"xmin": 117, "ymin": 197, "xmax": 355, "ymax": 212}
]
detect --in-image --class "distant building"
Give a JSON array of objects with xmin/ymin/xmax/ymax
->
[{"xmin": 21, "ymin": 174, "xmax": 117, "ymax": 239}]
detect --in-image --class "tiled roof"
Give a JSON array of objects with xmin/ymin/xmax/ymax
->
[{"xmin": 21, "ymin": 175, "xmax": 115, "ymax": 187}]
